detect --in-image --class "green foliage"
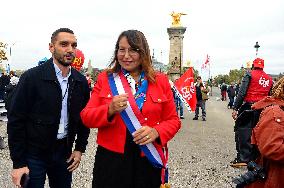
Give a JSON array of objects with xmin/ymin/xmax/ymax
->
[
  {"xmin": 193, "ymin": 68, "xmax": 199, "ymax": 80},
  {"xmin": 228, "ymin": 69, "xmax": 245, "ymax": 84},
  {"xmin": 213, "ymin": 68, "xmax": 245, "ymax": 86}
]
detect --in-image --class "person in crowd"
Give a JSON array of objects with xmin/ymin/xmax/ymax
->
[
  {"xmin": 227, "ymin": 82, "xmax": 236, "ymax": 109},
  {"xmin": 0, "ymin": 72, "xmax": 10, "ymax": 101},
  {"xmin": 170, "ymin": 79, "xmax": 184, "ymax": 119},
  {"xmin": 169, "ymin": 80, "xmax": 184, "ymax": 119},
  {"xmin": 175, "ymin": 95, "xmax": 184, "ymax": 119},
  {"xmin": 245, "ymin": 76, "xmax": 284, "ymax": 188},
  {"xmin": 7, "ymin": 28, "xmax": 90, "ymax": 188},
  {"xmin": 235, "ymin": 82, "xmax": 240, "ymax": 96},
  {"xmin": 80, "ymin": 29, "xmax": 181, "ymax": 188},
  {"xmin": 9, "ymin": 70, "xmax": 17, "ymax": 78},
  {"xmin": 193, "ymin": 76, "xmax": 209, "ymax": 121},
  {"xmin": 4, "ymin": 73, "xmax": 19, "ymax": 111},
  {"xmin": 231, "ymin": 58, "xmax": 272, "ymax": 167},
  {"xmin": 221, "ymin": 82, "xmax": 227, "ymax": 101},
  {"xmin": 0, "ymin": 71, "xmax": 19, "ymax": 149},
  {"xmin": 85, "ymin": 73, "xmax": 92, "ymax": 91}
]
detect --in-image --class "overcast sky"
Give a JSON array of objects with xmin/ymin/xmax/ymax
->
[{"xmin": 1, "ymin": 0, "xmax": 284, "ymax": 77}]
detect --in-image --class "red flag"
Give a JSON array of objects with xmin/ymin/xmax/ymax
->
[
  {"xmin": 201, "ymin": 54, "xmax": 210, "ymax": 70},
  {"xmin": 174, "ymin": 67, "xmax": 197, "ymax": 111},
  {"xmin": 71, "ymin": 49, "xmax": 85, "ymax": 71}
]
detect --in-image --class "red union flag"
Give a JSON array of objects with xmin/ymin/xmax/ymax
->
[
  {"xmin": 201, "ymin": 54, "xmax": 210, "ymax": 70},
  {"xmin": 173, "ymin": 67, "xmax": 197, "ymax": 111},
  {"xmin": 71, "ymin": 49, "xmax": 85, "ymax": 71}
]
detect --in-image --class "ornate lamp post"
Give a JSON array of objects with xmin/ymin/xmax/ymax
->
[{"xmin": 254, "ymin": 41, "xmax": 260, "ymax": 57}]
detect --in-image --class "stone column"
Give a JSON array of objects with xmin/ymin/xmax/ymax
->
[{"xmin": 167, "ymin": 27, "xmax": 186, "ymax": 81}]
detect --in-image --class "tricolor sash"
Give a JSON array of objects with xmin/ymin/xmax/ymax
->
[{"xmin": 108, "ymin": 72, "xmax": 169, "ymax": 185}]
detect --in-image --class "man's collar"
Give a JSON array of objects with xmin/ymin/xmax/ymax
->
[
  {"xmin": 53, "ymin": 61, "xmax": 71, "ymax": 78},
  {"xmin": 39, "ymin": 58, "xmax": 83, "ymax": 82}
]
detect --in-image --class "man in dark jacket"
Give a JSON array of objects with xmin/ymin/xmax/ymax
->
[
  {"xmin": 0, "ymin": 72, "xmax": 10, "ymax": 101},
  {"xmin": 230, "ymin": 58, "xmax": 272, "ymax": 167},
  {"xmin": 227, "ymin": 83, "xmax": 236, "ymax": 109},
  {"xmin": 193, "ymin": 76, "xmax": 208, "ymax": 121},
  {"xmin": 8, "ymin": 28, "xmax": 90, "ymax": 188}
]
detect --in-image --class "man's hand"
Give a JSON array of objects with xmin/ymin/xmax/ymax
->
[
  {"xmin": 11, "ymin": 166, "xmax": 29, "ymax": 187},
  {"xmin": 232, "ymin": 110, "xmax": 238, "ymax": 120},
  {"xmin": 133, "ymin": 126, "xmax": 159, "ymax": 145},
  {"xmin": 67, "ymin": 151, "xmax": 82, "ymax": 172}
]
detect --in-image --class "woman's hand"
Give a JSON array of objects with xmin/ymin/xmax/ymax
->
[
  {"xmin": 133, "ymin": 126, "xmax": 159, "ymax": 145},
  {"xmin": 108, "ymin": 93, "xmax": 129, "ymax": 118}
]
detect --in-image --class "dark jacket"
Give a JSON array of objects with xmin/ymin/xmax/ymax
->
[
  {"xmin": 234, "ymin": 71, "xmax": 251, "ymax": 110},
  {"xmin": 221, "ymin": 84, "xmax": 227, "ymax": 92},
  {"xmin": 7, "ymin": 59, "xmax": 90, "ymax": 169},
  {"xmin": 227, "ymin": 86, "xmax": 236, "ymax": 98},
  {"xmin": 4, "ymin": 84, "xmax": 17, "ymax": 111},
  {"xmin": 195, "ymin": 84, "xmax": 203, "ymax": 101},
  {"xmin": 0, "ymin": 74, "xmax": 10, "ymax": 89}
]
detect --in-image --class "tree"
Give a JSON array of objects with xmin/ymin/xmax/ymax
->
[
  {"xmin": 193, "ymin": 68, "xmax": 199, "ymax": 81},
  {"xmin": 228, "ymin": 69, "xmax": 245, "ymax": 84}
]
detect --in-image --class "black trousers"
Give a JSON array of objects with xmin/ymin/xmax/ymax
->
[
  {"xmin": 92, "ymin": 131, "xmax": 161, "ymax": 188},
  {"xmin": 235, "ymin": 102, "xmax": 254, "ymax": 162}
]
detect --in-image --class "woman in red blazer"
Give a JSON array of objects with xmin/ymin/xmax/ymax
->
[{"xmin": 81, "ymin": 30, "xmax": 181, "ymax": 188}]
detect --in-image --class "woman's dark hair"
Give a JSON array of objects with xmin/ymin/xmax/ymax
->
[{"xmin": 107, "ymin": 30, "xmax": 156, "ymax": 83}]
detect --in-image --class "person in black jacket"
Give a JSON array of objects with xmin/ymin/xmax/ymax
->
[
  {"xmin": 4, "ymin": 73, "xmax": 19, "ymax": 111},
  {"xmin": 193, "ymin": 76, "xmax": 208, "ymax": 121},
  {"xmin": 227, "ymin": 83, "xmax": 236, "ymax": 109},
  {"xmin": 230, "ymin": 58, "xmax": 272, "ymax": 167},
  {"xmin": 7, "ymin": 28, "xmax": 90, "ymax": 188},
  {"xmin": 0, "ymin": 72, "xmax": 11, "ymax": 101}
]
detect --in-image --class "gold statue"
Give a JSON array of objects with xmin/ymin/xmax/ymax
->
[
  {"xmin": 0, "ymin": 41, "xmax": 8, "ymax": 62},
  {"xmin": 170, "ymin": 11, "xmax": 187, "ymax": 27}
]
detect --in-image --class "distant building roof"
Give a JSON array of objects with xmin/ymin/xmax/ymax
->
[{"xmin": 152, "ymin": 58, "xmax": 167, "ymax": 72}]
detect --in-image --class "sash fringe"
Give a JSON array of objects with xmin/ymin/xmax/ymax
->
[{"xmin": 160, "ymin": 183, "xmax": 171, "ymax": 188}]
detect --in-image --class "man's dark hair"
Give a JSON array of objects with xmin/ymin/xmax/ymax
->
[
  {"xmin": 51, "ymin": 28, "xmax": 74, "ymax": 43},
  {"xmin": 197, "ymin": 76, "xmax": 201, "ymax": 79}
]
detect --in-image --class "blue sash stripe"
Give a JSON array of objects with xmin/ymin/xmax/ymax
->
[{"xmin": 140, "ymin": 145, "xmax": 164, "ymax": 168}]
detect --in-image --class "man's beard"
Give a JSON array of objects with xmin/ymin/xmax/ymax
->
[{"xmin": 54, "ymin": 49, "xmax": 75, "ymax": 67}]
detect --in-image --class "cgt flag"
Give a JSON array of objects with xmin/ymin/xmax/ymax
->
[{"xmin": 173, "ymin": 67, "xmax": 197, "ymax": 112}]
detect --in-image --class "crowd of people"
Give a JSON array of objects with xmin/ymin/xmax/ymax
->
[
  {"xmin": 0, "ymin": 27, "xmax": 283, "ymax": 188},
  {"xmin": 0, "ymin": 71, "xmax": 19, "ymax": 149}
]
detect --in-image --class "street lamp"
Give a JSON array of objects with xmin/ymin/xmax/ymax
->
[
  {"xmin": 9, "ymin": 42, "xmax": 17, "ymax": 57},
  {"xmin": 7, "ymin": 42, "xmax": 17, "ymax": 73},
  {"xmin": 254, "ymin": 42, "xmax": 260, "ymax": 57}
]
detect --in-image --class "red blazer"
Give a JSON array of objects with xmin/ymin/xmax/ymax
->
[{"xmin": 80, "ymin": 71, "xmax": 181, "ymax": 154}]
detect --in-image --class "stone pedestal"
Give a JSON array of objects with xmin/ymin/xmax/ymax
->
[{"xmin": 167, "ymin": 27, "xmax": 187, "ymax": 81}]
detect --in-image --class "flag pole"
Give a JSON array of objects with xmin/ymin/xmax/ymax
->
[{"xmin": 207, "ymin": 55, "xmax": 213, "ymax": 96}]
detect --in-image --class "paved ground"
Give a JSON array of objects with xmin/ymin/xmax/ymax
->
[{"xmin": 0, "ymin": 87, "xmax": 246, "ymax": 187}]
